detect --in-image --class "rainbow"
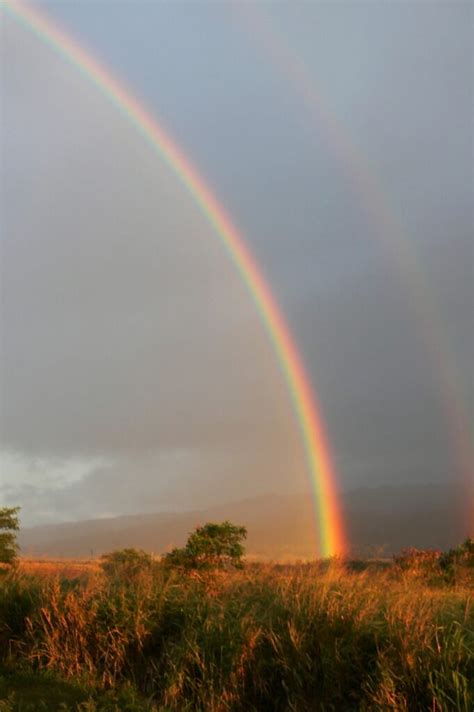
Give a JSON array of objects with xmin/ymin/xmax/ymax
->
[
  {"xmin": 238, "ymin": 4, "xmax": 474, "ymax": 528},
  {"xmin": 2, "ymin": 0, "xmax": 347, "ymax": 556}
]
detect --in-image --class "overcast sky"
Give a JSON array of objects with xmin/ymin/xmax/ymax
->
[{"xmin": 1, "ymin": 1, "xmax": 472, "ymax": 527}]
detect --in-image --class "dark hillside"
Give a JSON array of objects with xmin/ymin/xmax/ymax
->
[{"xmin": 18, "ymin": 482, "xmax": 470, "ymax": 558}]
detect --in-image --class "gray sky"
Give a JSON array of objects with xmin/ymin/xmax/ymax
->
[{"xmin": 1, "ymin": 1, "xmax": 472, "ymax": 527}]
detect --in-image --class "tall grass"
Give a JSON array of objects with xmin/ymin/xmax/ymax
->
[{"xmin": 0, "ymin": 563, "xmax": 472, "ymax": 710}]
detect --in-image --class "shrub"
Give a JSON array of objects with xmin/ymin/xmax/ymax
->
[
  {"xmin": 439, "ymin": 538, "xmax": 474, "ymax": 584},
  {"xmin": 163, "ymin": 521, "xmax": 247, "ymax": 571},
  {"xmin": 393, "ymin": 547, "xmax": 442, "ymax": 573},
  {"xmin": 0, "ymin": 508, "xmax": 20, "ymax": 567},
  {"xmin": 100, "ymin": 549, "xmax": 153, "ymax": 579}
]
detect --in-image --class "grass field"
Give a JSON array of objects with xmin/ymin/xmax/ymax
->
[
  {"xmin": 0, "ymin": 555, "xmax": 472, "ymax": 711},
  {"xmin": 17, "ymin": 559, "xmax": 101, "ymax": 579}
]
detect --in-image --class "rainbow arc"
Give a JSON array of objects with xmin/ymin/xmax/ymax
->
[{"xmin": 3, "ymin": 0, "xmax": 346, "ymax": 556}]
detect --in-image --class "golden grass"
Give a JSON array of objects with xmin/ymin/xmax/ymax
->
[
  {"xmin": 0, "ymin": 559, "xmax": 472, "ymax": 710},
  {"xmin": 18, "ymin": 558, "xmax": 101, "ymax": 579}
]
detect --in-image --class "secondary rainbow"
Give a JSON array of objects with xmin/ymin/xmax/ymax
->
[
  {"xmin": 240, "ymin": 4, "xmax": 474, "ymax": 532},
  {"xmin": 2, "ymin": 0, "xmax": 346, "ymax": 556}
]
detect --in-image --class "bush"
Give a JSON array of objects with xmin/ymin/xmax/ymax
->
[
  {"xmin": 0, "ymin": 508, "xmax": 20, "ymax": 567},
  {"xmin": 393, "ymin": 540, "xmax": 474, "ymax": 585},
  {"xmin": 439, "ymin": 538, "xmax": 474, "ymax": 584},
  {"xmin": 100, "ymin": 549, "xmax": 153, "ymax": 579},
  {"xmin": 393, "ymin": 547, "xmax": 442, "ymax": 572},
  {"xmin": 163, "ymin": 521, "xmax": 247, "ymax": 571}
]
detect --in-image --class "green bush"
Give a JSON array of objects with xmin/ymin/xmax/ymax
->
[
  {"xmin": 393, "ymin": 539, "xmax": 474, "ymax": 585},
  {"xmin": 0, "ymin": 509, "xmax": 20, "ymax": 567},
  {"xmin": 439, "ymin": 538, "xmax": 474, "ymax": 584},
  {"xmin": 100, "ymin": 549, "xmax": 153, "ymax": 579},
  {"xmin": 164, "ymin": 521, "xmax": 247, "ymax": 571}
]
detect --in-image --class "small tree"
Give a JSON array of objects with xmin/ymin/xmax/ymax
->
[
  {"xmin": 100, "ymin": 548, "xmax": 153, "ymax": 578},
  {"xmin": 0, "ymin": 506, "xmax": 20, "ymax": 566},
  {"xmin": 164, "ymin": 521, "xmax": 247, "ymax": 570}
]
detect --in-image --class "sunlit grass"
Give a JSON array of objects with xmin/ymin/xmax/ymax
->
[
  {"xmin": 17, "ymin": 559, "xmax": 101, "ymax": 580},
  {"xmin": 0, "ymin": 560, "xmax": 472, "ymax": 710}
]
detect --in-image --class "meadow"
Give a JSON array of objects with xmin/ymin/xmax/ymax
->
[{"xmin": 0, "ymin": 554, "xmax": 472, "ymax": 711}]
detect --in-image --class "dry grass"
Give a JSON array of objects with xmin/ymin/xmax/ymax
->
[
  {"xmin": 18, "ymin": 559, "xmax": 101, "ymax": 579},
  {"xmin": 0, "ymin": 559, "xmax": 472, "ymax": 710}
]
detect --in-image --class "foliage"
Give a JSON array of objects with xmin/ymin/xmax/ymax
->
[
  {"xmin": 393, "ymin": 546, "xmax": 441, "ymax": 571},
  {"xmin": 0, "ymin": 508, "xmax": 20, "ymax": 567},
  {"xmin": 439, "ymin": 538, "xmax": 474, "ymax": 583},
  {"xmin": 100, "ymin": 549, "xmax": 152, "ymax": 579},
  {"xmin": 164, "ymin": 521, "xmax": 247, "ymax": 571},
  {"xmin": 0, "ymin": 546, "xmax": 472, "ymax": 710},
  {"xmin": 393, "ymin": 539, "xmax": 474, "ymax": 585}
]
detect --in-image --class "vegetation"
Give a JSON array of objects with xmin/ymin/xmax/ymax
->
[
  {"xmin": 0, "ymin": 508, "xmax": 20, "ymax": 567},
  {"xmin": 164, "ymin": 521, "xmax": 247, "ymax": 570},
  {"xmin": 440, "ymin": 538, "xmax": 474, "ymax": 581},
  {"xmin": 100, "ymin": 549, "xmax": 153, "ymax": 579},
  {"xmin": 393, "ymin": 538, "xmax": 474, "ymax": 586},
  {"xmin": 0, "ymin": 546, "xmax": 472, "ymax": 711}
]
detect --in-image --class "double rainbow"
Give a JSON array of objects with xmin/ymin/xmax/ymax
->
[{"xmin": 2, "ymin": 0, "xmax": 346, "ymax": 556}]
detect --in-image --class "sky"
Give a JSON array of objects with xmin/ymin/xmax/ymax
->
[{"xmin": 1, "ymin": 1, "xmax": 473, "ymax": 528}]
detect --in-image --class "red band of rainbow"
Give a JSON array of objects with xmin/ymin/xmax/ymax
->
[{"xmin": 3, "ymin": 0, "xmax": 346, "ymax": 556}]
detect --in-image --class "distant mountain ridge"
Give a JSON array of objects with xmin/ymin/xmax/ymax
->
[{"xmin": 18, "ymin": 483, "xmax": 471, "ymax": 559}]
